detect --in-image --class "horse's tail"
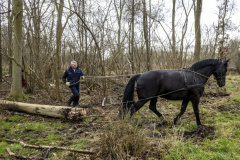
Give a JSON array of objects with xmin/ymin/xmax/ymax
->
[{"xmin": 121, "ymin": 74, "xmax": 141, "ymax": 116}]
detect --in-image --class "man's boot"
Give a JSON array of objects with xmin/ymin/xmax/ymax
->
[
  {"xmin": 73, "ymin": 104, "xmax": 79, "ymax": 107},
  {"xmin": 66, "ymin": 100, "xmax": 71, "ymax": 107}
]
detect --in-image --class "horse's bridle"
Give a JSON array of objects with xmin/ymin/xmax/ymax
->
[
  {"xmin": 182, "ymin": 61, "xmax": 225, "ymax": 81},
  {"xmin": 213, "ymin": 61, "xmax": 226, "ymax": 81}
]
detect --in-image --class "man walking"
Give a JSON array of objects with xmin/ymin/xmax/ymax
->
[{"xmin": 62, "ymin": 60, "xmax": 85, "ymax": 107}]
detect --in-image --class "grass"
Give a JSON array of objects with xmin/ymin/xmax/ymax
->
[
  {"xmin": 0, "ymin": 75, "xmax": 240, "ymax": 159},
  {"xmin": 0, "ymin": 115, "xmax": 68, "ymax": 158},
  {"xmin": 163, "ymin": 137, "xmax": 240, "ymax": 160},
  {"xmin": 160, "ymin": 75, "xmax": 240, "ymax": 159},
  {"xmin": 0, "ymin": 141, "xmax": 8, "ymax": 154},
  {"xmin": 69, "ymin": 139, "xmax": 88, "ymax": 149}
]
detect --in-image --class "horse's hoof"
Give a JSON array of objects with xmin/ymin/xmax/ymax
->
[
  {"xmin": 173, "ymin": 118, "xmax": 178, "ymax": 125},
  {"xmin": 159, "ymin": 117, "xmax": 168, "ymax": 126},
  {"xmin": 161, "ymin": 120, "xmax": 168, "ymax": 126}
]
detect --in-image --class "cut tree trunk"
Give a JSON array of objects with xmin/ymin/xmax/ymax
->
[{"xmin": 0, "ymin": 100, "xmax": 86, "ymax": 120}]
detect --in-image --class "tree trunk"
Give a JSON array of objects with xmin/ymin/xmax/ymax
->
[
  {"xmin": 114, "ymin": 0, "xmax": 125, "ymax": 74},
  {"xmin": 237, "ymin": 52, "xmax": 240, "ymax": 74},
  {"xmin": 8, "ymin": 0, "xmax": 13, "ymax": 76},
  {"xmin": 0, "ymin": 100, "xmax": 86, "ymax": 120},
  {"xmin": 179, "ymin": 0, "xmax": 193, "ymax": 67},
  {"xmin": 218, "ymin": 0, "xmax": 229, "ymax": 60},
  {"xmin": 0, "ymin": 8, "xmax": 2, "ymax": 83},
  {"xmin": 193, "ymin": 0, "xmax": 202, "ymax": 62},
  {"xmin": 142, "ymin": 0, "xmax": 151, "ymax": 70},
  {"xmin": 172, "ymin": 0, "xmax": 176, "ymax": 66},
  {"xmin": 54, "ymin": 0, "xmax": 64, "ymax": 101},
  {"xmin": 131, "ymin": 0, "xmax": 135, "ymax": 73},
  {"xmin": 10, "ymin": 0, "xmax": 23, "ymax": 97}
]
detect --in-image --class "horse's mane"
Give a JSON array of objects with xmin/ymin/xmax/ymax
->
[{"xmin": 190, "ymin": 59, "xmax": 220, "ymax": 70}]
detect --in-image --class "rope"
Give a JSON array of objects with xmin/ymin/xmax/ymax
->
[
  {"xmin": 68, "ymin": 74, "xmax": 139, "ymax": 86},
  {"xmin": 68, "ymin": 69, "xmax": 210, "ymax": 82},
  {"xmin": 102, "ymin": 89, "xmax": 186, "ymax": 107},
  {"xmin": 104, "ymin": 87, "xmax": 184, "ymax": 106},
  {"xmin": 85, "ymin": 73, "xmax": 139, "ymax": 79},
  {"xmin": 101, "ymin": 84, "xmax": 204, "ymax": 107}
]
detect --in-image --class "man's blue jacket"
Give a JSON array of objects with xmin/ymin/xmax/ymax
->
[{"xmin": 62, "ymin": 67, "xmax": 84, "ymax": 85}]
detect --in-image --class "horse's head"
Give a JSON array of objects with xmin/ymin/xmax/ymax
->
[{"xmin": 213, "ymin": 59, "xmax": 230, "ymax": 87}]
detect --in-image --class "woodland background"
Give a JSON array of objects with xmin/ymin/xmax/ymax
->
[
  {"xmin": 1, "ymin": 0, "xmax": 240, "ymax": 159},
  {"xmin": 0, "ymin": 0, "xmax": 240, "ymax": 100}
]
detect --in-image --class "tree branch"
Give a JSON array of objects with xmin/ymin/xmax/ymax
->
[
  {"xmin": 54, "ymin": 1, "xmax": 100, "ymax": 52},
  {"xmin": 0, "ymin": 10, "xmax": 12, "ymax": 14},
  {"xmin": 4, "ymin": 138, "xmax": 95, "ymax": 155},
  {"xmin": 7, "ymin": 147, "xmax": 43, "ymax": 160}
]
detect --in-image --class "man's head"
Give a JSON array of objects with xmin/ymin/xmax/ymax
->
[{"xmin": 70, "ymin": 60, "xmax": 77, "ymax": 69}]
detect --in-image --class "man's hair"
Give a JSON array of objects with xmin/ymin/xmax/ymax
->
[{"xmin": 71, "ymin": 60, "xmax": 77, "ymax": 64}]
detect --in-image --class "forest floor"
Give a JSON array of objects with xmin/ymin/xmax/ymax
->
[{"xmin": 0, "ymin": 74, "xmax": 240, "ymax": 159}]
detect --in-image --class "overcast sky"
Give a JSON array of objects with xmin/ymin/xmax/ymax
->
[{"xmin": 201, "ymin": 0, "xmax": 240, "ymax": 38}]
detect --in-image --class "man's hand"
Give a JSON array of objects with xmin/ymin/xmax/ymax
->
[
  {"xmin": 66, "ymin": 82, "xmax": 70, "ymax": 86},
  {"xmin": 82, "ymin": 76, "xmax": 85, "ymax": 79}
]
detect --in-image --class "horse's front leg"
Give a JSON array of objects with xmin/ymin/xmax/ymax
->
[
  {"xmin": 191, "ymin": 98, "xmax": 202, "ymax": 125},
  {"xmin": 174, "ymin": 99, "xmax": 189, "ymax": 125}
]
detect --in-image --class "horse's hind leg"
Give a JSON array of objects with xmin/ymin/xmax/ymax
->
[
  {"xmin": 149, "ymin": 97, "xmax": 163, "ymax": 118},
  {"xmin": 130, "ymin": 99, "xmax": 149, "ymax": 117},
  {"xmin": 174, "ymin": 99, "xmax": 189, "ymax": 125},
  {"xmin": 122, "ymin": 101, "xmax": 134, "ymax": 115}
]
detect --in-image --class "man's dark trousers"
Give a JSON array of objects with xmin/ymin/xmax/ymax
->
[{"xmin": 69, "ymin": 84, "xmax": 80, "ymax": 106}]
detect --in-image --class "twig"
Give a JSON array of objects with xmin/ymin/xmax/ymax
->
[
  {"xmin": 0, "ymin": 10, "xmax": 12, "ymax": 14},
  {"xmin": 4, "ymin": 139, "xmax": 95, "ymax": 155},
  {"xmin": 0, "ymin": 90, "xmax": 10, "ymax": 92},
  {"xmin": 43, "ymin": 148, "xmax": 51, "ymax": 159},
  {"xmin": 7, "ymin": 148, "xmax": 43, "ymax": 160},
  {"xmin": 1, "ymin": 77, "xmax": 11, "ymax": 86}
]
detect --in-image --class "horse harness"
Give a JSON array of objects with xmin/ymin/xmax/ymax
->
[
  {"xmin": 180, "ymin": 60, "xmax": 225, "ymax": 89},
  {"xmin": 179, "ymin": 68, "xmax": 205, "ymax": 90},
  {"xmin": 134, "ymin": 62, "xmax": 226, "ymax": 102}
]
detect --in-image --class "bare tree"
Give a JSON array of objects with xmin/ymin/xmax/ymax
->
[
  {"xmin": 193, "ymin": 0, "xmax": 202, "ymax": 62},
  {"xmin": 8, "ymin": 0, "xmax": 13, "ymax": 76},
  {"xmin": 172, "ymin": 0, "xmax": 176, "ymax": 59},
  {"xmin": 216, "ymin": 0, "xmax": 234, "ymax": 59},
  {"xmin": 113, "ymin": 0, "xmax": 126, "ymax": 74},
  {"xmin": 129, "ymin": 0, "xmax": 135, "ymax": 73},
  {"xmin": 10, "ymin": 0, "xmax": 23, "ymax": 96},
  {"xmin": 0, "ymin": 5, "xmax": 2, "ymax": 82},
  {"xmin": 142, "ymin": 0, "xmax": 151, "ymax": 70},
  {"xmin": 54, "ymin": 0, "xmax": 73, "ymax": 101},
  {"xmin": 179, "ymin": 0, "xmax": 193, "ymax": 67}
]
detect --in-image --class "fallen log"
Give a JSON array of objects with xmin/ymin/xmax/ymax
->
[{"xmin": 0, "ymin": 100, "xmax": 86, "ymax": 120}]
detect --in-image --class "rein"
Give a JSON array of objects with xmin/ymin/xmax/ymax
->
[{"xmin": 102, "ymin": 84, "xmax": 204, "ymax": 107}]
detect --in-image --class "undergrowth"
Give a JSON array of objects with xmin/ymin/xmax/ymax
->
[{"xmin": 99, "ymin": 116, "xmax": 149, "ymax": 159}]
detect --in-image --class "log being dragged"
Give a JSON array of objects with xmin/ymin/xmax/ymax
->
[{"xmin": 0, "ymin": 100, "xmax": 86, "ymax": 120}]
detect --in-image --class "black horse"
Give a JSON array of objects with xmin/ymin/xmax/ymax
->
[{"xmin": 122, "ymin": 58, "xmax": 229, "ymax": 125}]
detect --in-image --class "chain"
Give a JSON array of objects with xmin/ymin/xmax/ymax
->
[{"xmin": 184, "ymin": 69, "xmax": 210, "ymax": 79}]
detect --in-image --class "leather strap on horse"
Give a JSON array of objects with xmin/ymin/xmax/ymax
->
[{"xmin": 180, "ymin": 69, "xmax": 188, "ymax": 88}]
